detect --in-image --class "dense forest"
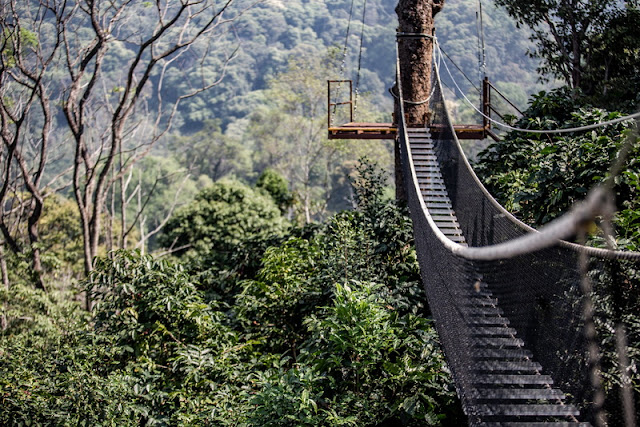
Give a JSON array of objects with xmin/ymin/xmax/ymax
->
[{"xmin": 1, "ymin": 0, "xmax": 639, "ymax": 424}]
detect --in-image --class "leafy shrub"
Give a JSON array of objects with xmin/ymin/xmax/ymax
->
[
  {"xmin": 247, "ymin": 282, "xmax": 460, "ymax": 426},
  {"xmin": 475, "ymin": 89, "xmax": 640, "ymax": 240},
  {"xmin": 159, "ymin": 179, "xmax": 288, "ymax": 265}
]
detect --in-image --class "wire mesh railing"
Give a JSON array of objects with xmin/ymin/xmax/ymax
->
[{"xmin": 396, "ymin": 38, "xmax": 640, "ymax": 426}]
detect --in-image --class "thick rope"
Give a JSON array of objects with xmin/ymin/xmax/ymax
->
[{"xmin": 396, "ymin": 38, "xmax": 640, "ymax": 262}]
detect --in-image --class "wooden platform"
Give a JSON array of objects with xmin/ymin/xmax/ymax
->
[
  {"xmin": 328, "ymin": 122, "xmax": 397, "ymax": 140},
  {"xmin": 328, "ymin": 122, "xmax": 499, "ymax": 141},
  {"xmin": 431, "ymin": 124, "xmax": 500, "ymax": 141}
]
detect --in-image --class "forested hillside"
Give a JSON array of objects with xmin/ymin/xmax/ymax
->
[
  {"xmin": 0, "ymin": 0, "xmax": 543, "ymax": 286},
  {"xmin": 3, "ymin": 0, "xmax": 639, "ymax": 424}
]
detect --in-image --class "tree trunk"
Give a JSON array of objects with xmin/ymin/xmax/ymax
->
[
  {"xmin": 1, "ymin": 243, "xmax": 8, "ymax": 331},
  {"xmin": 27, "ymin": 200, "xmax": 46, "ymax": 292},
  {"xmin": 394, "ymin": 0, "xmax": 444, "ymax": 201},
  {"xmin": 396, "ymin": 0, "xmax": 445, "ymax": 126}
]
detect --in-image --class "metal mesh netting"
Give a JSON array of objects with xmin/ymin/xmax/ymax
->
[{"xmin": 397, "ymin": 58, "xmax": 640, "ymax": 425}]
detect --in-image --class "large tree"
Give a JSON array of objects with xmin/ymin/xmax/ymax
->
[
  {"xmin": 494, "ymin": 0, "xmax": 639, "ymax": 106},
  {"xmin": 0, "ymin": 1, "xmax": 63, "ymax": 291}
]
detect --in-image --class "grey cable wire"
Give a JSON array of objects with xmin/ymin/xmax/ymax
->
[{"xmin": 437, "ymin": 41, "xmax": 640, "ymax": 134}]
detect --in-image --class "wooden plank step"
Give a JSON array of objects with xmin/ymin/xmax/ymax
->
[
  {"xmin": 476, "ymin": 404, "xmax": 579, "ymax": 417},
  {"xmin": 423, "ymin": 197, "xmax": 451, "ymax": 204},
  {"xmin": 435, "ymin": 222, "xmax": 462, "ymax": 229},
  {"xmin": 426, "ymin": 202, "xmax": 453, "ymax": 209},
  {"xmin": 471, "ymin": 388, "xmax": 565, "ymax": 401},
  {"xmin": 446, "ymin": 234, "xmax": 467, "ymax": 243},
  {"xmin": 463, "ymin": 290, "xmax": 494, "ymax": 297},
  {"xmin": 462, "ymin": 306, "xmax": 504, "ymax": 316},
  {"xmin": 473, "ymin": 374, "xmax": 554, "ymax": 386},
  {"xmin": 423, "ymin": 191, "xmax": 449, "ymax": 197},
  {"xmin": 422, "ymin": 196, "xmax": 450, "ymax": 202},
  {"xmin": 473, "ymin": 361, "xmax": 543, "ymax": 372},
  {"xmin": 415, "ymin": 173, "xmax": 444, "ymax": 181},
  {"xmin": 478, "ymin": 423, "xmax": 589, "ymax": 427},
  {"xmin": 413, "ymin": 168, "xmax": 441, "ymax": 174},
  {"xmin": 471, "ymin": 337, "xmax": 525, "ymax": 348},
  {"xmin": 472, "ymin": 348, "xmax": 532, "ymax": 360},
  {"xmin": 420, "ymin": 183, "xmax": 447, "ymax": 190},
  {"xmin": 464, "ymin": 297, "xmax": 499, "ymax": 306},
  {"xmin": 417, "ymin": 177, "xmax": 445, "ymax": 183},
  {"xmin": 470, "ymin": 326, "xmax": 518, "ymax": 336},
  {"xmin": 414, "ymin": 166, "xmax": 442, "ymax": 172},
  {"xmin": 429, "ymin": 210, "xmax": 456, "ymax": 217},
  {"xmin": 468, "ymin": 317, "xmax": 511, "ymax": 326},
  {"xmin": 465, "ymin": 296, "xmax": 499, "ymax": 303}
]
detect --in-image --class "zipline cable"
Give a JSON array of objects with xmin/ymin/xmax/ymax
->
[
  {"xmin": 437, "ymin": 41, "xmax": 640, "ymax": 134},
  {"xmin": 340, "ymin": 0, "xmax": 356, "ymax": 76},
  {"xmin": 476, "ymin": 0, "xmax": 487, "ymax": 108},
  {"xmin": 331, "ymin": 0, "xmax": 357, "ymax": 124},
  {"xmin": 438, "ymin": 44, "xmax": 480, "ymax": 93},
  {"xmin": 354, "ymin": 0, "xmax": 368, "ymax": 117}
]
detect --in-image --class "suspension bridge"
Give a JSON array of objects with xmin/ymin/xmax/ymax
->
[{"xmin": 327, "ymin": 28, "xmax": 640, "ymax": 425}]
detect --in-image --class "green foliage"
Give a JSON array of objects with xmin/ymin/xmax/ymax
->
[
  {"xmin": 247, "ymin": 282, "xmax": 459, "ymax": 426},
  {"xmin": 159, "ymin": 179, "xmax": 288, "ymax": 265},
  {"xmin": 475, "ymin": 89, "xmax": 640, "ymax": 238},
  {"xmin": 237, "ymin": 238, "xmax": 323, "ymax": 356},
  {"xmin": 1, "ymin": 162, "xmax": 462, "ymax": 424},
  {"xmin": 88, "ymin": 251, "xmax": 235, "ymax": 363},
  {"xmin": 256, "ymin": 168, "xmax": 294, "ymax": 213},
  {"xmin": 301, "ymin": 282, "xmax": 458, "ymax": 425},
  {"xmin": 494, "ymin": 0, "xmax": 639, "ymax": 109}
]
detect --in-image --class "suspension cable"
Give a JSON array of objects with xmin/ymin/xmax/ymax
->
[
  {"xmin": 437, "ymin": 41, "xmax": 640, "ymax": 135},
  {"xmin": 353, "ymin": 0, "xmax": 368, "ymax": 117},
  {"xmin": 340, "ymin": 0, "xmax": 356, "ymax": 76},
  {"xmin": 476, "ymin": 0, "xmax": 487, "ymax": 82},
  {"xmin": 331, "ymin": 0, "xmax": 357, "ymax": 123},
  {"xmin": 438, "ymin": 44, "xmax": 481, "ymax": 93}
]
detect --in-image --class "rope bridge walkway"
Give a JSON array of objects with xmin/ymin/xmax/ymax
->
[{"xmin": 395, "ymin": 45, "xmax": 640, "ymax": 426}]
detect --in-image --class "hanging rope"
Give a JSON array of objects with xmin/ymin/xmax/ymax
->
[
  {"xmin": 438, "ymin": 44, "xmax": 480, "ymax": 93},
  {"xmin": 353, "ymin": 0, "xmax": 368, "ymax": 118}
]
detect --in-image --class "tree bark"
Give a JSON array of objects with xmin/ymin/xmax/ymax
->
[
  {"xmin": 0, "ymin": 243, "xmax": 8, "ymax": 332},
  {"xmin": 396, "ymin": 0, "xmax": 445, "ymax": 126},
  {"xmin": 394, "ymin": 0, "xmax": 444, "ymax": 202}
]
